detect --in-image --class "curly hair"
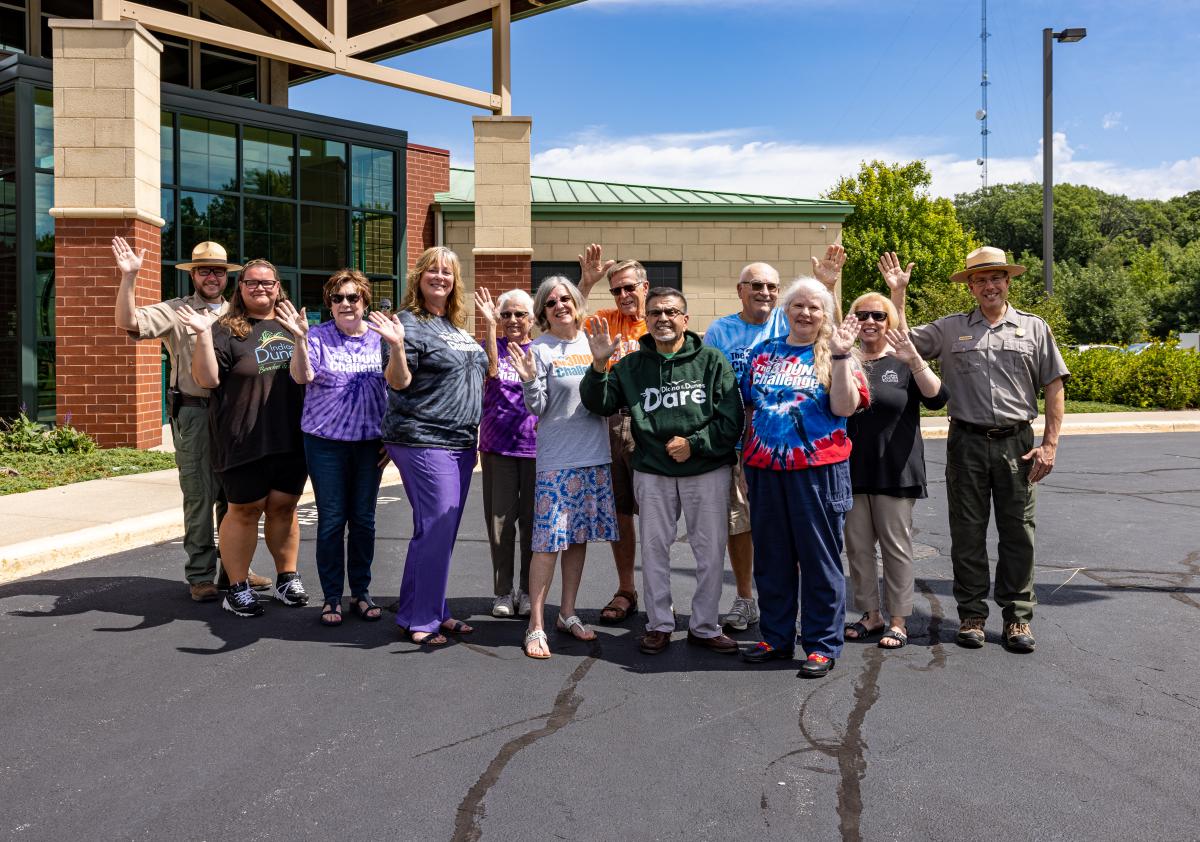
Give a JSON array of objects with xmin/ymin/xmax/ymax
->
[
  {"xmin": 324, "ymin": 268, "xmax": 372, "ymax": 310},
  {"xmin": 219, "ymin": 258, "xmax": 287, "ymax": 340},
  {"xmin": 400, "ymin": 246, "xmax": 465, "ymax": 328}
]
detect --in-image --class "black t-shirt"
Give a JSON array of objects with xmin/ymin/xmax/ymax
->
[
  {"xmin": 847, "ymin": 357, "xmax": 949, "ymax": 498},
  {"xmin": 209, "ymin": 318, "xmax": 305, "ymax": 472}
]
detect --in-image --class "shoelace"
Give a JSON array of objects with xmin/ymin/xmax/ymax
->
[
  {"xmin": 230, "ymin": 587, "xmax": 256, "ymax": 608},
  {"xmin": 281, "ymin": 577, "xmax": 306, "ymax": 596}
]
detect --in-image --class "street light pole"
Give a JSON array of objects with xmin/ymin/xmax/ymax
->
[{"xmin": 1042, "ymin": 26, "xmax": 1086, "ymax": 296}]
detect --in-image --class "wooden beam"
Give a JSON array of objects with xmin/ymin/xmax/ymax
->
[
  {"xmin": 327, "ymin": 0, "xmax": 346, "ymax": 40},
  {"xmin": 345, "ymin": 0, "xmax": 497, "ymax": 57},
  {"xmin": 258, "ymin": 0, "xmax": 335, "ymax": 50},
  {"xmin": 491, "ymin": 0, "xmax": 511, "ymax": 115},
  {"xmin": 119, "ymin": 3, "xmax": 502, "ymax": 109}
]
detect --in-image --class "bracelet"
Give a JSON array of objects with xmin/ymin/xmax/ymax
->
[
  {"xmin": 831, "ymin": 353, "xmax": 851, "ymax": 360},
  {"xmin": 911, "ymin": 364, "xmax": 930, "ymax": 374}
]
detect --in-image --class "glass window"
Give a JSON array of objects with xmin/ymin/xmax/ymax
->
[
  {"xmin": 299, "ymin": 206, "xmax": 345, "ymax": 271},
  {"xmin": 300, "ymin": 273, "xmax": 329, "ymax": 322},
  {"xmin": 35, "ymin": 172, "xmax": 53, "ymax": 252},
  {"xmin": 370, "ymin": 279, "xmax": 396, "ymax": 311},
  {"xmin": 243, "ymin": 127, "xmax": 293, "ymax": 197},
  {"xmin": 200, "ymin": 46, "xmax": 257, "ymax": 100},
  {"xmin": 161, "ymin": 188, "xmax": 176, "ymax": 261},
  {"xmin": 179, "ymin": 190, "xmax": 239, "ymax": 261},
  {"xmin": 1, "ymin": 6, "xmax": 26, "ymax": 54},
  {"xmin": 0, "ymin": 337, "xmax": 17, "ymax": 417},
  {"xmin": 36, "ymin": 341, "xmax": 54, "ymax": 420},
  {"xmin": 36, "ymin": 255, "xmax": 53, "ymax": 339},
  {"xmin": 160, "ymin": 34, "xmax": 190, "ymax": 87},
  {"xmin": 299, "ymin": 136, "xmax": 346, "ymax": 204},
  {"xmin": 33, "ymin": 88, "xmax": 53, "ymax": 169},
  {"xmin": 160, "ymin": 111, "xmax": 174, "ymax": 185},
  {"xmin": 179, "ymin": 115, "xmax": 237, "ymax": 191},
  {"xmin": 243, "ymin": 198, "xmax": 295, "ymax": 267},
  {"xmin": 0, "ymin": 89, "xmax": 14, "ymax": 172},
  {"xmin": 351, "ymin": 145, "xmax": 393, "ymax": 211},
  {"xmin": 351, "ymin": 210, "xmax": 394, "ymax": 276},
  {"xmin": 0, "ymin": 174, "xmax": 14, "ymax": 254},
  {"xmin": 0, "ymin": 253, "xmax": 14, "ymax": 338}
]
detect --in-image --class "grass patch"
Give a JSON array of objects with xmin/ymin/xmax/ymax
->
[
  {"xmin": 920, "ymin": 399, "xmax": 1142, "ymax": 418},
  {"xmin": 0, "ymin": 449, "xmax": 176, "ymax": 495}
]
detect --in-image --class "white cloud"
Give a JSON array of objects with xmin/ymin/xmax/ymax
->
[
  {"xmin": 521, "ymin": 130, "xmax": 1200, "ymax": 201},
  {"xmin": 1103, "ymin": 112, "xmax": 1123, "ymax": 130}
]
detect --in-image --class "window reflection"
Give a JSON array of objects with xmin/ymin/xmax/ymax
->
[
  {"xmin": 243, "ymin": 127, "xmax": 294, "ymax": 197},
  {"xmin": 352, "ymin": 210, "xmax": 393, "ymax": 275},
  {"xmin": 351, "ymin": 146, "xmax": 393, "ymax": 211},
  {"xmin": 299, "ymin": 136, "xmax": 346, "ymax": 204},
  {"xmin": 244, "ymin": 198, "xmax": 295, "ymax": 266},
  {"xmin": 180, "ymin": 191, "xmax": 239, "ymax": 261},
  {"xmin": 179, "ymin": 116, "xmax": 237, "ymax": 191},
  {"xmin": 300, "ymin": 206, "xmax": 346, "ymax": 271},
  {"xmin": 33, "ymin": 88, "xmax": 53, "ymax": 169}
]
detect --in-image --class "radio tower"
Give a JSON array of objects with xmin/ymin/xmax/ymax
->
[{"xmin": 977, "ymin": 0, "xmax": 990, "ymax": 190}]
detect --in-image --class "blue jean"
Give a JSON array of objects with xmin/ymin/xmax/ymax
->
[
  {"xmin": 304, "ymin": 434, "xmax": 384, "ymax": 602},
  {"xmin": 746, "ymin": 461, "xmax": 852, "ymax": 658}
]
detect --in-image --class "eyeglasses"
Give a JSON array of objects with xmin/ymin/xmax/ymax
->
[
  {"xmin": 609, "ymin": 283, "xmax": 642, "ymax": 297},
  {"xmin": 330, "ymin": 293, "xmax": 361, "ymax": 304},
  {"xmin": 194, "ymin": 268, "xmax": 226, "ymax": 278},
  {"xmin": 544, "ymin": 296, "xmax": 573, "ymax": 308},
  {"xmin": 241, "ymin": 279, "xmax": 278, "ymax": 289},
  {"xmin": 499, "ymin": 311, "xmax": 529, "ymax": 320},
  {"xmin": 647, "ymin": 307, "xmax": 685, "ymax": 319},
  {"xmin": 854, "ymin": 311, "xmax": 887, "ymax": 322},
  {"xmin": 739, "ymin": 280, "xmax": 779, "ymax": 293}
]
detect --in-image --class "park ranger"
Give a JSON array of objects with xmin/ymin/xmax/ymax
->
[{"xmin": 884, "ymin": 246, "xmax": 1068, "ymax": 653}]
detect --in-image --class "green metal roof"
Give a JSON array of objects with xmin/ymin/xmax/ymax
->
[{"xmin": 436, "ymin": 168, "xmax": 854, "ymax": 222}]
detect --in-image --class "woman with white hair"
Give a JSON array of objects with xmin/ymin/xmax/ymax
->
[
  {"xmin": 739, "ymin": 277, "xmax": 869, "ymax": 678},
  {"xmin": 473, "ymin": 286, "xmax": 538, "ymax": 619}
]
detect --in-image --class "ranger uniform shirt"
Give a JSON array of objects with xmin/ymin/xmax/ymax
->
[
  {"xmin": 909, "ymin": 305, "xmax": 1069, "ymax": 427},
  {"xmin": 132, "ymin": 292, "xmax": 229, "ymax": 397}
]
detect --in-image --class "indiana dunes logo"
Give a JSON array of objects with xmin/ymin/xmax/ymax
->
[{"xmin": 255, "ymin": 329, "xmax": 294, "ymax": 371}]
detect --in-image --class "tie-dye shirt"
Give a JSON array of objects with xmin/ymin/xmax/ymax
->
[
  {"xmin": 479, "ymin": 337, "xmax": 537, "ymax": 458},
  {"xmin": 300, "ymin": 320, "xmax": 387, "ymax": 442},
  {"xmin": 740, "ymin": 337, "xmax": 870, "ymax": 471}
]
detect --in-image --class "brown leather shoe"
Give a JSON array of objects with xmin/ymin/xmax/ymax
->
[
  {"xmin": 1002, "ymin": 622, "xmax": 1036, "ymax": 653},
  {"xmin": 189, "ymin": 581, "xmax": 219, "ymax": 602},
  {"xmin": 246, "ymin": 570, "xmax": 273, "ymax": 591},
  {"xmin": 686, "ymin": 631, "xmax": 738, "ymax": 654},
  {"xmin": 638, "ymin": 629, "xmax": 671, "ymax": 654},
  {"xmin": 956, "ymin": 617, "xmax": 986, "ymax": 649}
]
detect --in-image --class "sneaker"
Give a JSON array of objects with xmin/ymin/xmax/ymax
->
[
  {"xmin": 222, "ymin": 582, "xmax": 263, "ymax": 617},
  {"xmin": 273, "ymin": 572, "xmax": 309, "ymax": 607},
  {"xmin": 721, "ymin": 596, "xmax": 759, "ymax": 631},
  {"xmin": 956, "ymin": 617, "xmax": 986, "ymax": 649},
  {"xmin": 1002, "ymin": 622, "xmax": 1036, "ymax": 653},
  {"xmin": 798, "ymin": 653, "xmax": 836, "ymax": 678},
  {"xmin": 492, "ymin": 592, "xmax": 515, "ymax": 618},
  {"xmin": 190, "ymin": 581, "xmax": 219, "ymax": 603},
  {"xmin": 516, "ymin": 590, "xmax": 531, "ymax": 617}
]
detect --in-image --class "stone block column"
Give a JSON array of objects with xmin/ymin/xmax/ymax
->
[
  {"xmin": 49, "ymin": 19, "xmax": 164, "ymax": 449},
  {"xmin": 471, "ymin": 116, "xmax": 532, "ymax": 339}
]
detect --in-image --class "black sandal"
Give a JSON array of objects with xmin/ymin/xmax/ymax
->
[
  {"xmin": 844, "ymin": 613, "xmax": 883, "ymax": 641},
  {"xmin": 879, "ymin": 628, "xmax": 908, "ymax": 649},
  {"xmin": 319, "ymin": 601, "xmax": 343, "ymax": 626},
  {"xmin": 351, "ymin": 594, "xmax": 382, "ymax": 622}
]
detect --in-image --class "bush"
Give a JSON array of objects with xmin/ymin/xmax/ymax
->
[
  {"xmin": 1062, "ymin": 344, "xmax": 1200, "ymax": 409},
  {"xmin": 0, "ymin": 410, "xmax": 97, "ymax": 454}
]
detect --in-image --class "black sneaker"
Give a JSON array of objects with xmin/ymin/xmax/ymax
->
[
  {"xmin": 273, "ymin": 572, "xmax": 309, "ymax": 607},
  {"xmin": 223, "ymin": 581, "xmax": 264, "ymax": 617}
]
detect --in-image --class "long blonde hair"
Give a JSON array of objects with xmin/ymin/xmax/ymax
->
[
  {"xmin": 219, "ymin": 258, "xmax": 287, "ymax": 340},
  {"xmin": 401, "ymin": 246, "xmax": 466, "ymax": 328}
]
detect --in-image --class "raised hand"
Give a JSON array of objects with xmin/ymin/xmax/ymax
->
[
  {"xmin": 112, "ymin": 236, "xmax": 145, "ymax": 276},
  {"xmin": 578, "ymin": 243, "xmax": 615, "ymax": 290},
  {"xmin": 584, "ymin": 315, "xmax": 621, "ymax": 369},
  {"xmin": 829, "ymin": 313, "xmax": 862, "ymax": 356},
  {"xmin": 175, "ymin": 304, "xmax": 213, "ymax": 335},
  {"xmin": 883, "ymin": 327, "xmax": 920, "ymax": 365},
  {"xmin": 274, "ymin": 300, "xmax": 309, "ymax": 338},
  {"xmin": 508, "ymin": 339, "xmax": 538, "ymax": 382},
  {"xmin": 878, "ymin": 252, "xmax": 915, "ymax": 291},
  {"xmin": 366, "ymin": 311, "xmax": 405, "ymax": 346},
  {"xmin": 474, "ymin": 287, "xmax": 497, "ymax": 325},
  {"xmin": 811, "ymin": 243, "xmax": 846, "ymax": 289}
]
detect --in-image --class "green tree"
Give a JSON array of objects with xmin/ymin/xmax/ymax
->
[{"xmin": 824, "ymin": 160, "xmax": 976, "ymax": 323}]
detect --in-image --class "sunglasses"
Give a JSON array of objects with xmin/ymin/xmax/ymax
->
[
  {"xmin": 499, "ymin": 311, "xmax": 529, "ymax": 320},
  {"xmin": 194, "ymin": 267, "xmax": 226, "ymax": 278},
  {"xmin": 854, "ymin": 311, "xmax": 888, "ymax": 322},
  {"xmin": 330, "ymin": 293, "xmax": 361, "ymax": 304},
  {"xmin": 609, "ymin": 283, "xmax": 642, "ymax": 297},
  {"xmin": 241, "ymin": 279, "xmax": 278, "ymax": 289},
  {"xmin": 544, "ymin": 296, "xmax": 573, "ymax": 308},
  {"xmin": 739, "ymin": 280, "xmax": 779, "ymax": 292},
  {"xmin": 647, "ymin": 308, "xmax": 684, "ymax": 319}
]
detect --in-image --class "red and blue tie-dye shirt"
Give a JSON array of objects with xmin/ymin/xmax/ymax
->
[{"xmin": 739, "ymin": 338, "xmax": 869, "ymax": 471}]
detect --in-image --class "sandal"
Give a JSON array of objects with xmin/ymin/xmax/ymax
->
[
  {"xmin": 440, "ymin": 619, "xmax": 474, "ymax": 635},
  {"xmin": 598, "ymin": 589, "xmax": 638, "ymax": 625},
  {"xmin": 555, "ymin": 614, "xmax": 596, "ymax": 641},
  {"xmin": 411, "ymin": 630, "xmax": 448, "ymax": 646},
  {"xmin": 844, "ymin": 613, "xmax": 883, "ymax": 641},
  {"xmin": 879, "ymin": 628, "xmax": 908, "ymax": 649},
  {"xmin": 524, "ymin": 629, "xmax": 551, "ymax": 660},
  {"xmin": 319, "ymin": 601, "xmax": 343, "ymax": 626},
  {"xmin": 350, "ymin": 594, "xmax": 382, "ymax": 622}
]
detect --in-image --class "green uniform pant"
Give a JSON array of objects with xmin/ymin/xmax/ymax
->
[
  {"xmin": 944, "ymin": 424, "xmax": 1037, "ymax": 624},
  {"xmin": 171, "ymin": 405, "xmax": 225, "ymax": 584}
]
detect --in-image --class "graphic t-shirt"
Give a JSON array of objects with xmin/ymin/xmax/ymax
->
[
  {"xmin": 210, "ymin": 318, "xmax": 305, "ymax": 472},
  {"xmin": 380, "ymin": 310, "xmax": 488, "ymax": 449},
  {"xmin": 594, "ymin": 307, "xmax": 647, "ymax": 368},
  {"xmin": 740, "ymin": 337, "xmax": 870, "ymax": 471},
  {"xmin": 479, "ymin": 337, "xmax": 537, "ymax": 458},
  {"xmin": 521, "ymin": 332, "xmax": 610, "ymax": 473},
  {"xmin": 299, "ymin": 321, "xmax": 386, "ymax": 442},
  {"xmin": 703, "ymin": 309, "xmax": 790, "ymax": 386}
]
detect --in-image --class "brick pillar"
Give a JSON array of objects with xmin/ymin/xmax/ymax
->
[
  {"xmin": 472, "ymin": 116, "xmax": 532, "ymax": 341},
  {"xmin": 405, "ymin": 143, "xmax": 450, "ymax": 267},
  {"xmin": 49, "ymin": 19, "xmax": 164, "ymax": 448}
]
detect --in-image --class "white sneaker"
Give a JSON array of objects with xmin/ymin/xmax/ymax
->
[
  {"xmin": 721, "ymin": 596, "xmax": 759, "ymax": 631},
  {"xmin": 516, "ymin": 590, "xmax": 531, "ymax": 617},
  {"xmin": 492, "ymin": 592, "xmax": 515, "ymax": 618}
]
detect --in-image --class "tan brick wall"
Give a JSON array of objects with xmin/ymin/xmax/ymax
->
[{"xmin": 472, "ymin": 117, "xmax": 531, "ymax": 252}]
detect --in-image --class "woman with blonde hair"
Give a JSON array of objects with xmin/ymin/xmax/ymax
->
[
  {"xmin": 380, "ymin": 246, "xmax": 489, "ymax": 646},
  {"xmin": 739, "ymin": 277, "xmax": 869, "ymax": 677}
]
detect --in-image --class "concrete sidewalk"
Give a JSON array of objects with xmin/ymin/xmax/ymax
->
[{"xmin": 2, "ymin": 410, "xmax": 1197, "ymax": 583}]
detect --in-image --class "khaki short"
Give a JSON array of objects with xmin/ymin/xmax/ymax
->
[
  {"xmin": 607, "ymin": 413, "xmax": 638, "ymax": 516},
  {"xmin": 728, "ymin": 458, "xmax": 751, "ymax": 535}
]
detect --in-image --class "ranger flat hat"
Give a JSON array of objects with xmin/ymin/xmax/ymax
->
[
  {"xmin": 951, "ymin": 245, "xmax": 1026, "ymax": 283},
  {"xmin": 176, "ymin": 241, "xmax": 243, "ymax": 272}
]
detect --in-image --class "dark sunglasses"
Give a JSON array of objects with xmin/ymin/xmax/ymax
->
[
  {"xmin": 544, "ymin": 296, "xmax": 573, "ymax": 307},
  {"xmin": 330, "ymin": 293, "xmax": 361, "ymax": 304},
  {"xmin": 609, "ymin": 283, "xmax": 642, "ymax": 297},
  {"xmin": 739, "ymin": 280, "xmax": 779, "ymax": 292},
  {"xmin": 647, "ymin": 307, "xmax": 684, "ymax": 319},
  {"xmin": 854, "ymin": 311, "xmax": 888, "ymax": 322},
  {"xmin": 499, "ymin": 311, "xmax": 529, "ymax": 320}
]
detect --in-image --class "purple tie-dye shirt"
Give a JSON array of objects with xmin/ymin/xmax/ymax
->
[
  {"xmin": 478, "ymin": 337, "xmax": 537, "ymax": 458},
  {"xmin": 300, "ymin": 320, "xmax": 387, "ymax": 441}
]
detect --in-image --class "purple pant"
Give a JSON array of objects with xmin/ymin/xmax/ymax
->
[{"xmin": 386, "ymin": 444, "xmax": 477, "ymax": 634}]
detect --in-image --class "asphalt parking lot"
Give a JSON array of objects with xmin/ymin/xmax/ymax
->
[{"xmin": 2, "ymin": 433, "xmax": 1198, "ymax": 841}]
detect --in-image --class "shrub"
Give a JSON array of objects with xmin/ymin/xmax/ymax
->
[
  {"xmin": 1061, "ymin": 345, "xmax": 1200, "ymax": 409},
  {"xmin": 0, "ymin": 410, "xmax": 97, "ymax": 454}
]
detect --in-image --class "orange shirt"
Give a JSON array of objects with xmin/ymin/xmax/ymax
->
[{"xmin": 594, "ymin": 307, "xmax": 647, "ymax": 368}]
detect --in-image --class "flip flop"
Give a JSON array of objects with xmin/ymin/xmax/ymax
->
[
  {"xmin": 844, "ymin": 613, "xmax": 884, "ymax": 641},
  {"xmin": 524, "ymin": 629, "xmax": 551, "ymax": 659},
  {"xmin": 440, "ymin": 619, "xmax": 474, "ymax": 635},
  {"xmin": 555, "ymin": 614, "xmax": 596, "ymax": 641},
  {"xmin": 879, "ymin": 629, "xmax": 908, "ymax": 649},
  {"xmin": 411, "ymin": 630, "xmax": 448, "ymax": 646}
]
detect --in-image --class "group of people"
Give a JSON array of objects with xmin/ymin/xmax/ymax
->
[{"xmin": 113, "ymin": 231, "xmax": 1067, "ymax": 676}]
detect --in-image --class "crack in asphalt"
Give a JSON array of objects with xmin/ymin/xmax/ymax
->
[
  {"xmin": 450, "ymin": 647, "xmax": 598, "ymax": 842},
  {"xmin": 1044, "ymin": 551, "xmax": 1200, "ymax": 611}
]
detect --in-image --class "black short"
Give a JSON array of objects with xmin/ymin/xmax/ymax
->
[{"xmin": 217, "ymin": 453, "xmax": 308, "ymax": 504}]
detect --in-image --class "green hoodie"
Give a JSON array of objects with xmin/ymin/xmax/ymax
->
[{"xmin": 580, "ymin": 331, "xmax": 743, "ymax": 478}]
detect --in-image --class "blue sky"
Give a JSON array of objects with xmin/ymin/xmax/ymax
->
[{"xmin": 292, "ymin": 0, "xmax": 1200, "ymax": 201}]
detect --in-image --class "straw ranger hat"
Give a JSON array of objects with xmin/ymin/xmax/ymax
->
[
  {"xmin": 176, "ymin": 241, "xmax": 243, "ymax": 272},
  {"xmin": 951, "ymin": 246, "xmax": 1025, "ymax": 283}
]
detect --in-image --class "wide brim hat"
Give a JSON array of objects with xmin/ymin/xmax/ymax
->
[
  {"xmin": 951, "ymin": 245, "xmax": 1026, "ymax": 283},
  {"xmin": 176, "ymin": 241, "xmax": 243, "ymax": 272}
]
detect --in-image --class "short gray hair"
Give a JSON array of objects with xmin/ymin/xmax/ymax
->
[
  {"xmin": 496, "ymin": 288, "xmax": 534, "ymax": 314},
  {"xmin": 532, "ymin": 275, "xmax": 585, "ymax": 331}
]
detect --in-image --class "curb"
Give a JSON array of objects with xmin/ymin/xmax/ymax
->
[{"xmin": 918, "ymin": 419, "xmax": 1200, "ymax": 440}]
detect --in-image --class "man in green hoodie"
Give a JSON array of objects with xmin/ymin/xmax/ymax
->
[{"xmin": 581, "ymin": 288, "xmax": 745, "ymax": 656}]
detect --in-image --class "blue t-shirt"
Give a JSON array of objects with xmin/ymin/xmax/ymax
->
[{"xmin": 702, "ymin": 307, "xmax": 789, "ymax": 383}]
